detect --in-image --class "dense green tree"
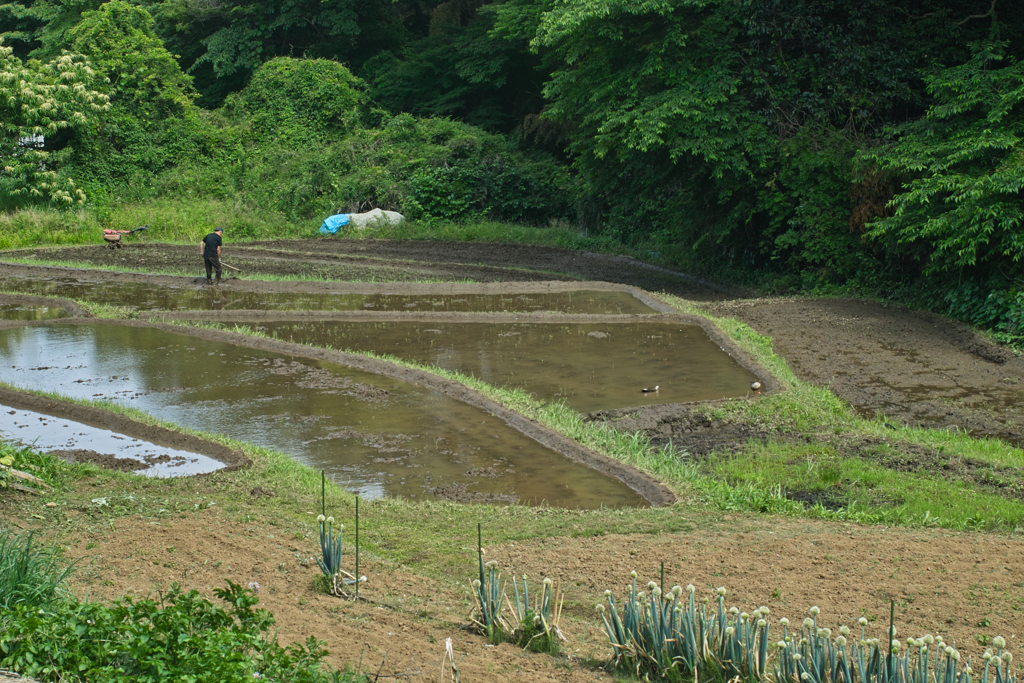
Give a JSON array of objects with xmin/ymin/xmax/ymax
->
[
  {"xmin": 867, "ymin": 43, "xmax": 1024, "ymax": 275},
  {"xmin": 0, "ymin": 40, "xmax": 109, "ymax": 206},
  {"xmin": 0, "ymin": 0, "xmax": 105, "ymax": 59},
  {"xmin": 223, "ymin": 56, "xmax": 365, "ymax": 146},
  {"xmin": 361, "ymin": 0, "xmax": 550, "ymax": 134},
  {"xmin": 62, "ymin": 2, "xmax": 210, "ymax": 186},
  {"xmin": 532, "ymin": 0, "xmax": 1021, "ymax": 279}
]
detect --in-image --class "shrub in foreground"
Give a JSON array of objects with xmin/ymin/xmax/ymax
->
[{"xmin": 0, "ymin": 581, "xmax": 360, "ymax": 683}]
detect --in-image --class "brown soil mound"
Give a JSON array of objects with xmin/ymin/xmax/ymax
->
[{"xmin": 0, "ymin": 292, "xmax": 89, "ymax": 318}]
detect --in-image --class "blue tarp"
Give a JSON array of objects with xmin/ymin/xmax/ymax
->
[{"xmin": 319, "ymin": 214, "xmax": 350, "ymax": 234}]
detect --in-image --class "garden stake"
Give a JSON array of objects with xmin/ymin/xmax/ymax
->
[
  {"xmin": 355, "ymin": 496, "xmax": 360, "ymax": 598},
  {"xmin": 478, "ymin": 523, "xmax": 483, "ymax": 587},
  {"xmin": 321, "ymin": 470, "xmax": 325, "ymax": 518},
  {"xmin": 888, "ymin": 599, "xmax": 896, "ymax": 679},
  {"xmin": 660, "ymin": 561, "xmax": 664, "ymax": 596}
]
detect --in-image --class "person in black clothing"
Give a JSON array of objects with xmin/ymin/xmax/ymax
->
[{"xmin": 200, "ymin": 227, "xmax": 224, "ymax": 285}]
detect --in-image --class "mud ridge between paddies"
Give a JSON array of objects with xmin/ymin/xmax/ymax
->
[{"xmin": 0, "ymin": 384, "xmax": 248, "ymax": 472}]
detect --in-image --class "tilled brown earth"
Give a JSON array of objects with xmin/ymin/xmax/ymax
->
[
  {"xmin": 4, "ymin": 239, "xmax": 723, "ymax": 298},
  {"xmin": 58, "ymin": 507, "xmax": 1024, "ymax": 682},
  {"xmin": 703, "ymin": 298, "xmax": 1024, "ymax": 443}
]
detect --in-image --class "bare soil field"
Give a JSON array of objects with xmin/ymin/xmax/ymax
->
[
  {"xmin": 702, "ymin": 298, "xmax": 1024, "ymax": 444},
  {"xmin": 4, "ymin": 239, "xmax": 721, "ymax": 298},
  {"xmin": 2, "ymin": 239, "xmax": 1024, "ymax": 682},
  {"xmin": 50, "ymin": 506, "xmax": 1024, "ymax": 682}
]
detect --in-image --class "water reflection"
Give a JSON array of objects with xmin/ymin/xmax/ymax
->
[
  {"xmin": 257, "ymin": 320, "xmax": 759, "ymax": 412},
  {"xmin": 0, "ymin": 275, "xmax": 653, "ymax": 314},
  {"xmin": 0, "ymin": 324, "xmax": 646, "ymax": 507}
]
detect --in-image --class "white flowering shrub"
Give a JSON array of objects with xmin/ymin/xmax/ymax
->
[{"xmin": 0, "ymin": 40, "xmax": 108, "ymax": 206}]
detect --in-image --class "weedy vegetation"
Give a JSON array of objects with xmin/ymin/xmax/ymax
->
[
  {"xmin": 0, "ymin": 579, "xmax": 364, "ymax": 683},
  {"xmin": 0, "ymin": 531, "xmax": 76, "ymax": 610}
]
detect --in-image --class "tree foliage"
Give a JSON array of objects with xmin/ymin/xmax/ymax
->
[
  {"xmin": 226, "ymin": 56, "xmax": 365, "ymax": 145},
  {"xmin": 0, "ymin": 39, "xmax": 108, "ymax": 206},
  {"xmin": 3, "ymin": 0, "xmax": 1024, "ymax": 336},
  {"xmin": 867, "ymin": 43, "xmax": 1024, "ymax": 275}
]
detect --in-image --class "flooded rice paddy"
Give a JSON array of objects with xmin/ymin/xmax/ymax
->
[
  {"xmin": 0, "ymin": 404, "xmax": 223, "ymax": 477},
  {"xmin": 255, "ymin": 320, "xmax": 758, "ymax": 412},
  {"xmin": 0, "ymin": 324, "xmax": 646, "ymax": 507},
  {"xmin": 0, "ymin": 303, "xmax": 67, "ymax": 320},
  {"xmin": 0, "ymin": 275, "xmax": 654, "ymax": 314}
]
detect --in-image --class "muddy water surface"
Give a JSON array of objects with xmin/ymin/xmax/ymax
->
[
  {"xmin": 0, "ymin": 275, "xmax": 653, "ymax": 314},
  {"xmin": 256, "ymin": 320, "xmax": 759, "ymax": 412},
  {"xmin": 0, "ymin": 303, "xmax": 66, "ymax": 320},
  {"xmin": 0, "ymin": 404, "xmax": 223, "ymax": 476},
  {"xmin": 0, "ymin": 324, "xmax": 645, "ymax": 507}
]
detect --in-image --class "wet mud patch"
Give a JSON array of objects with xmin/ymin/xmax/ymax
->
[
  {"xmin": 248, "ymin": 238, "xmax": 730, "ymax": 298},
  {"xmin": 428, "ymin": 482, "xmax": 519, "ymax": 504},
  {"xmin": 0, "ymin": 320, "xmax": 665, "ymax": 507},
  {"xmin": 49, "ymin": 449, "xmax": 191, "ymax": 473},
  {"xmin": 3, "ymin": 239, "xmax": 726, "ymax": 298},
  {"xmin": 0, "ymin": 385, "xmax": 248, "ymax": 473},
  {"xmin": 239, "ymin": 318, "xmax": 759, "ymax": 413},
  {"xmin": 702, "ymin": 298, "xmax": 1024, "ymax": 444},
  {"xmin": 0, "ymin": 267, "xmax": 659, "ymax": 315},
  {"xmin": 587, "ymin": 402, "xmax": 781, "ymax": 457},
  {"xmin": 0, "ymin": 292, "xmax": 89, "ymax": 318},
  {"xmin": 260, "ymin": 359, "xmax": 391, "ymax": 401},
  {"xmin": 50, "ymin": 448, "xmax": 148, "ymax": 471}
]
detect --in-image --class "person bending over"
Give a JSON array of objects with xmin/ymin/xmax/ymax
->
[{"xmin": 200, "ymin": 227, "xmax": 224, "ymax": 285}]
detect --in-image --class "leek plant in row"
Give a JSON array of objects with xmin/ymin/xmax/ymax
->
[
  {"xmin": 467, "ymin": 548, "xmax": 563, "ymax": 651},
  {"xmin": 599, "ymin": 576, "xmax": 1016, "ymax": 683},
  {"xmin": 598, "ymin": 574, "xmax": 769, "ymax": 681},
  {"xmin": 507, "ymin": 575, "xmax": 565, "ymax": 654},
  {"xmin": 772, "ymin": 608, "xmax": 1013, "ymax": 683},
  {"xmin": 470, "ymin": 560, "xmax": 505, "ymax": 645},
  {"xmin": 316, "ymin": 514, "xmax": 343, "ymax": 577}
]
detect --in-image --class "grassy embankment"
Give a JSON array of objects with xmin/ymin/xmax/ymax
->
[
  {"xmin": 0, "ymin": 201, "xmax": 631, "ymax": 256},
  {"xmin": 190, "ymin": 309, "xmax": 1024, "ymax": 535}
]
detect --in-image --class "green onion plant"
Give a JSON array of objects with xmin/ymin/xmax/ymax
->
[
  {"xmin": 470, "ymin": 559, "xmax": 505, "ymax": 645},
  {"xmin": 507, "ymin": 575, "xmax": 565, "ymax": 654},
  {"xmin": 598, "ymin": 576, "xmax": 1015, "ymax": 683}
]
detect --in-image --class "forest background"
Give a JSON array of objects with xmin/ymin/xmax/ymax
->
[{"xmin": 1, "ymin": 0, "xmax": 1023, "ymax": 340}]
